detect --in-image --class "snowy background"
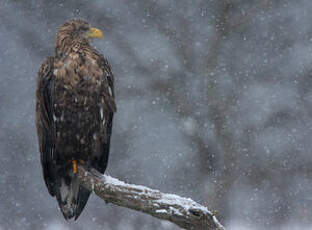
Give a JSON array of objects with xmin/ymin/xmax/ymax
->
[{"xmin": 1, "ymin": 0, "xmax": 312, "ymax": 229}]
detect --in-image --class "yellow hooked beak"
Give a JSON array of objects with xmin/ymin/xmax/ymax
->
[{"xmin": 87, "ymin": 27, "xmax": 103, "ymax": 39}]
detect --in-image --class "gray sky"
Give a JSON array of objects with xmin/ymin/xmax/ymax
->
[{"xmin": 1, "ymin": 0, "xmax": 312, "ymax": 229}]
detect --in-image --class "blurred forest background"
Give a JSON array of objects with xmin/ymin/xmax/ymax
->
[{"xmin": 1, "ymin": 0, "xmax": 312, "ymax": 229}]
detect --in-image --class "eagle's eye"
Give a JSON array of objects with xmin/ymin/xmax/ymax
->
[
  {"xmin": 79, "ymin": 25, "xmax": 89, "ymax": 32},
  {"xmin": 73, "ymin": 24, "xmax": 90, "ymax": 38}
]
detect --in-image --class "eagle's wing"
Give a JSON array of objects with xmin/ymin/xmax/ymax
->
[
  {"xmin": 96, "ymin": 54, "xmax": 116, "ymax": 174},
  {"xmin": 35, "ymin": 57, "xmax": 57, "ymax": 196}
]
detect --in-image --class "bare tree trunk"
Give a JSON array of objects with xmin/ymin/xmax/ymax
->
[{"xmin": 77, "ymin": 164, "xmax": 225, "ymax": 230}]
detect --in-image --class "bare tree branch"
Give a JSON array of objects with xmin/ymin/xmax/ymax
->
[{"xmin": 77, "ymin": 164, "xmax": 225, "ymax": 230}]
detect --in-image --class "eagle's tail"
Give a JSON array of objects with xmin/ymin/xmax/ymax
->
[{"xmin": 55, "ymin": 172, "xmax": 91, "ymax": 220}]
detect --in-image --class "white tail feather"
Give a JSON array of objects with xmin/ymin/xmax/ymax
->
[{"xmin": 59, "ymin": 175, "xmax": 80, "ymax": 217}]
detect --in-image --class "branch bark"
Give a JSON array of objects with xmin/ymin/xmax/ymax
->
[{"xmin": 77, "ymin": 164, "xmax": 225, "ymax": 230}]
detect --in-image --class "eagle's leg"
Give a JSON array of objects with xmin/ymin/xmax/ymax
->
[
  {"xmin": 70, "ymin": 160, "xmax": 85, "ymax": 174},
  {"xmin": 72, "ymin": 160, "xmax": 78, "ymax": 174}
]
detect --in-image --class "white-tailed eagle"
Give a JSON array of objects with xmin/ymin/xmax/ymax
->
[{"xmin": 35, "ymin": 19, "xmax": 116, "ymax": 220}]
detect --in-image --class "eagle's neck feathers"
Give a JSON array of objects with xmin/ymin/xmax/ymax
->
[{"xmin": 55, "ymin": 32, "xmax": 89, "ymax": 58}]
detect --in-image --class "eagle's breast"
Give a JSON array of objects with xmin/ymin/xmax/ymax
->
[
  {"xmin": 52, "ymin": 51, "xmax": 106, "ymax": 161},
  {"xmin": 54, "ymin": 51, "xmax": 103, "ymax": 88}
]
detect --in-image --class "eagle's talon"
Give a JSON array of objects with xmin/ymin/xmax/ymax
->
[{"xmin": 72, "ymin": 160, "xmax": 77, "ymax": 174}]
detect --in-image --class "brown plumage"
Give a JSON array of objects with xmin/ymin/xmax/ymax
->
[{"xmin": 36, "ymin": 19, "xmax": 116, "ymax": 220}]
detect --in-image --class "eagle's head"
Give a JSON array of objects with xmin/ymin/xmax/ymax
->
[{"xmin": 55, "ymin": 19, "xmax": 103, "ymax": 56}]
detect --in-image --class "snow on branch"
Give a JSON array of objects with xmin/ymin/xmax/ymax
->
[{"xmin": 77, "ymin": 164, "xmax": 225, "ymax": 230}]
